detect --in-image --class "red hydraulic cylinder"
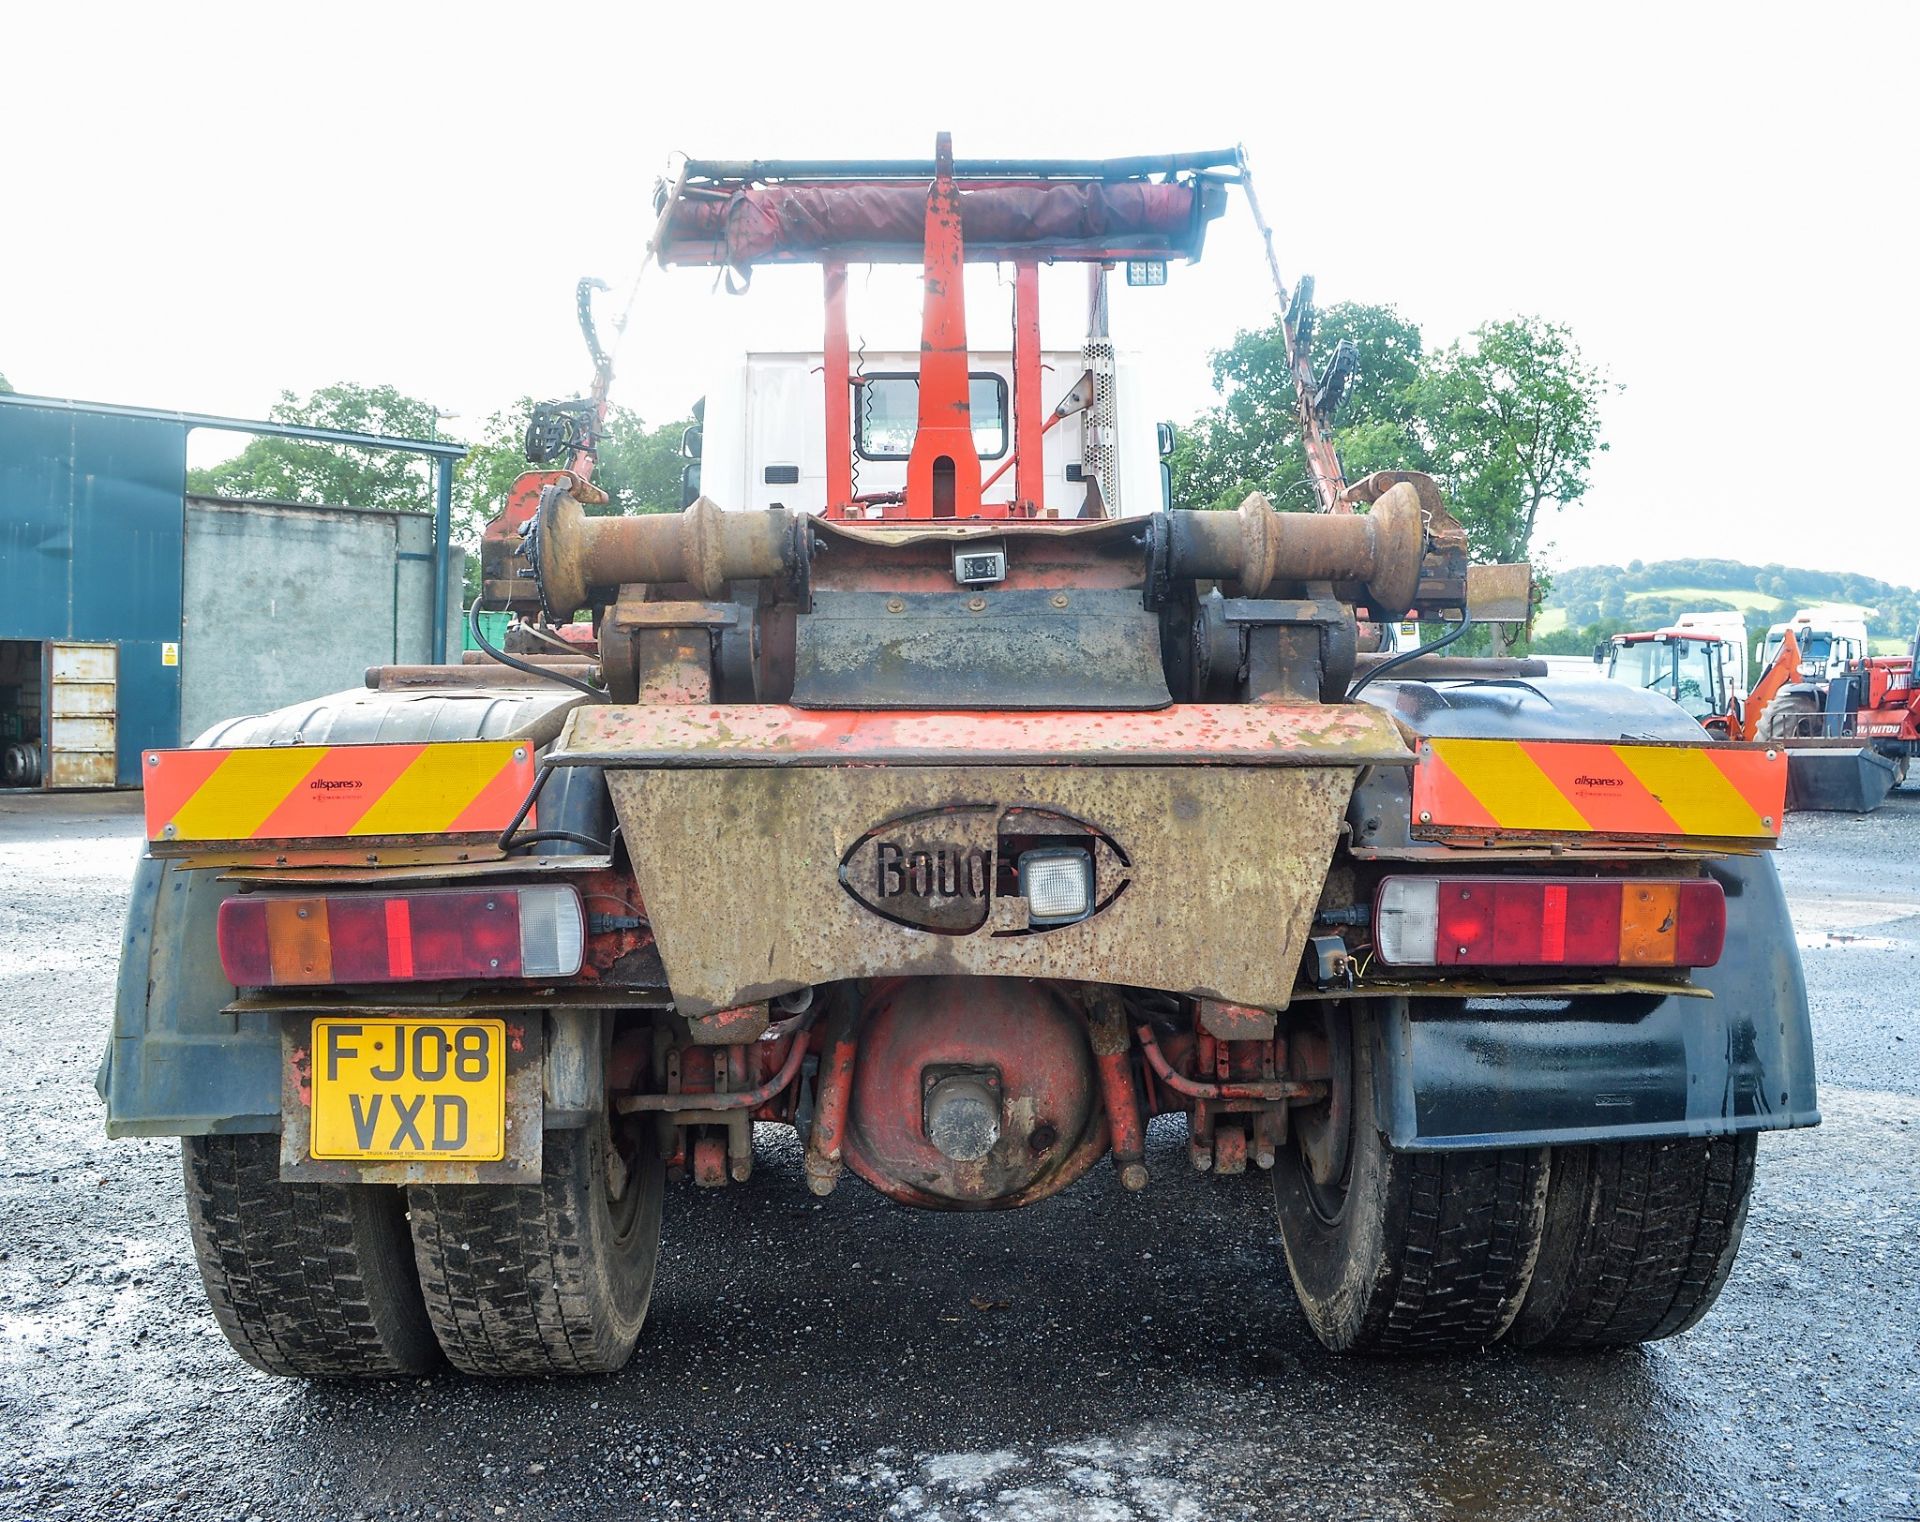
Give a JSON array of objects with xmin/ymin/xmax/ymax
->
[
  {"xmin": 805, "ymin": 987, "xmax": 861, "ymax": 1196},
  {"xmin": 1083, "ymin": 988, "xmax": 1148, "ymax": 1191},
  {"xmin": 823, "ymin": 263, "xmax": 853, "ymax": 513},
  {"xmin": 1012, "ymin": 261, "xmax": 1044, "ymax": 516}
]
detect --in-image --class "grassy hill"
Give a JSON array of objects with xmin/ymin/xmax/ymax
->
[{"xmin": 1536, "ymin": 559, "xmax": 1919, "ymax": 656}]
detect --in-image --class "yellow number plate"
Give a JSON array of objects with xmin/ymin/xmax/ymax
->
[{"xmin": 310, "ymin": 1019, "xmax": 506, "ymax": 1162}]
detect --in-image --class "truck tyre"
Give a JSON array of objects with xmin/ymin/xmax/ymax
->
[
  {"xmin": 1758, "ymin": 689, "xmax": 1821, "ymax": 741},
  {"xmin": 1505, "ymin": 1135, "xmax": 1756, "ymax": 1350},
  {"xmin": 407, "ymin": 1122, "xmax": 663, "ymax": 1376},
  {"xmin": 182, "ymin": 1134, "xmax": 439, "ymax": 1378},
  {"xmin": 1272, "ymin": 1006, "xmax": 1548, "ymax": 1352}
]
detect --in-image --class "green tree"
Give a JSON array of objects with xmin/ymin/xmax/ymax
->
[
  {"xmin": 594, "ymin": 407, "xmax": 691, "ymax": 517},
  {"xmin": 189, "ymin": 382, "xmax": 696, "ymax": 602},
  {"xmin": 456, "ymin": 399, "xmax": 690, "ymax": 542},
  {"xmin": 0, "ymin": 371, "xmax": 13, "ymax": 394},
  {"xmin": 1172, "ymin": 303, "xmax": 1426, "ymax": 513},
  {"xmin": 1532, "ymin": 615, "xmax": 1637, "ymax": 657},
  {"xmin": 186, "ymin": 383, "xmax": 445, "ymax": 511},
  {"xmin": 455, "ymin": 400, "xmax": 694, "ymax": 598},
  {"xmin": 1410, "ymin": 317, "xmax": 1616, "ymax": 568}
]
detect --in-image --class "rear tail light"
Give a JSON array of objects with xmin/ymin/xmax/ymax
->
[
  {"xmin": 1372, "ymin": 876, "xmax": 1725, "ymax": 969},
  {"xmin": 217, "ymin": 885, "xmax": 585, "ymax": 987}
]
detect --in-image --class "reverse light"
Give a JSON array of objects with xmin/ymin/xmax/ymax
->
[
  {"xmin": 1017, "ymin": 848, "xmax": 1093, "ymax": 926},
  {"xmin": 1371, "ymin": 876, "xmax": 1725, "ymax": 970},
  {"xmin": 217, "ymin": 885, "xmax": 585, "ymax": 987}
]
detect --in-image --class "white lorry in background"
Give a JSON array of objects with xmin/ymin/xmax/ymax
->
[
  {"xmin": 1763, "ymin": 606, "xmax": 1873, "ymax": 681},
  {"xmin": 1670, "ymin": 611, "xmax": 1749, "ymax": 700},
  {"xmin": 695, "ymin": 349, "xmax": 1169, "ymax": 519}
]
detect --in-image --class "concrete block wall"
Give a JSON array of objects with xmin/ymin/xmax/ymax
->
[{"xmin": 179, "ymin": 497, "xmax": 463, "ymax": 742}]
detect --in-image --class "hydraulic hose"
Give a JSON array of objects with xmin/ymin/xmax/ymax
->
[
  {"xmin": 468, "ymin": 594, "xmax": 601, "ymax": 698},
  {"xmin": 1346, "ymin": 615, "xmax": 1476, "ymax": 699}
]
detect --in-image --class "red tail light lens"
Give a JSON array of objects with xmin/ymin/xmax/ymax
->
[
  {"xmin": 1372, "ymin": 876, "xmax": 1725, "ymax": 970},
  {"xmin": 217, "ymin": 885, "xmax": 584, "ymax": 987}
]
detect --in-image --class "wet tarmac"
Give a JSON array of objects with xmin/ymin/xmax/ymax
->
[{"xmin": 1, "ymin": 789, "xmax": 1915, "ymax": 1522}]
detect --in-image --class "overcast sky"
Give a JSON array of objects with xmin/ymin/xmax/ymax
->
[{"xmin": 5, "ymin": 2, "xmax": 1914, "ymax": 581}]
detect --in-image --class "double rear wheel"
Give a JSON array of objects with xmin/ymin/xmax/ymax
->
[
  {"xmin": 183, "ymin": 1115, "xmax": 663, "ymax": 1378},
  {"xmin": 1272, "ymin": 1003, "xmax": 1758, "ymax": 1353}
]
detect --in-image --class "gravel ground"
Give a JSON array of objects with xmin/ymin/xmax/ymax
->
[{"xmin": 0, "ymin": 788, "xmax": 1915, "ymax": 1522}]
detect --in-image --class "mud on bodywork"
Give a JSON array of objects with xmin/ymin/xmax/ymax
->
[
  {"xmin": 606, "ymin": 763, "xmax": 1359, "ymax": 1017},
  {"xmin": 555, "ymin": 695, "xmax": 1401, "ymax": 1015}
]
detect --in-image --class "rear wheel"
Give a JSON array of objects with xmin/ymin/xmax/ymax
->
[
  {"xmin": 182, "ymin": 1134, "xmax": 438, "ymax": 1378},
  {"xmin": 1758, "ymin": 689, "xmax": 1821, "ymax": 740},
  {"xmin": 1272, "ymin": 1004, "xmax": 1549, "ymax": 1352},
  {"xmin": 408, "ymin": 1120, "xmax": 663, "ymax": 1376},
  {"xmin": 1505, "ymin": 1135, "xmax": 1757, "ymax": 1350}
]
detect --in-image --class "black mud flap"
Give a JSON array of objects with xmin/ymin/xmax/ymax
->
[
  {"xmin": 1784, "ymin": 746, "xmax": 1899, "ymax": 814},
  {"xmin": 1373, "ymin": 852, "xmax": 1819, "ymax": 1149}
]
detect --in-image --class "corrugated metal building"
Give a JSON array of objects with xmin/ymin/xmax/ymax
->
[{"xmin": 0, "ymin": 393, "xmax": 463, "ymax": 788}]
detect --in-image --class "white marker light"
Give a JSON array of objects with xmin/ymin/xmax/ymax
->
[
  {"xmin": 518, "ymin": 885, "xmax": 586, "ymax": 978},
  {"xmin": 1374, "ymin": 878, "xmax": 1439, "ymax": 966},
  {"xmin": 1018, "ymin": 849, "xmax": 1093, "ymax": 926}
]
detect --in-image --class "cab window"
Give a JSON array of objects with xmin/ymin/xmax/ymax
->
[{"xmin": 855, "ymin": 374, "xmax": 1009, "ymax": 461}]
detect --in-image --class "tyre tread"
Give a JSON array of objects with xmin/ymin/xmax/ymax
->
[
  {"xmin": 1364, "ymin": 1148, "xmax": 1548, "ymax": 1351},
  {"xmin": 1509, "ymin": 1135, "xmax": 1756, "ymax": 1349},
  {"xmin": 182, "ymin": 1135, "xmax": 437, "ymax": 1378},
  {"xmin": 408, "ymin": 1130, "xmax": 650, "ymax": 1377}
]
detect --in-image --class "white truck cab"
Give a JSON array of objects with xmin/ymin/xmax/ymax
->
[
  {"xmin": 1763, "ymin": 606, "xmax": 1872, "ymax": 679},
  {"xmin": 1669, "ymin": 611, "xmax": 1749, "ymax": 699},
  {"xmin": 694, "ymin": 349, "xmax": 1169, "ymax": 520}
]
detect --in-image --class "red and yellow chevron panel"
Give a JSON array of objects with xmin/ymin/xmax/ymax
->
[
  {"xmin": 142, "ymin": 741, "xmax": 536, "ymax": 847},
  {"xmin": 1412, "ymin": 738, "xmax": 1786, "ymax": 842}
]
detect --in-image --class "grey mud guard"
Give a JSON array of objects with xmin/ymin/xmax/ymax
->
[{"xmin": 102, "ymin": 858, "xmax": 278, "ymax": 1138}]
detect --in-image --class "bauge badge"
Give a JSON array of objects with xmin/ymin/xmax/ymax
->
[{"xmin": 838, "ymin": 805, "xmax": 1130, "ymax": 936}]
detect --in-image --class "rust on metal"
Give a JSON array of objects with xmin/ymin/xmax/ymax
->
[
  {"xmin": 1134, "ymin": 1024, "xmax": 1320, "ymax": 1103},
  {"xmin": 1167, "ymin": 484, "xmax": 1424, "ymax": 615},
  {"xmin": 535, "ymin": 492, "xmax": 794, "ymax": 613},
  {"xmin": 606, "ymin": 598, "xmax": 739, "ymax": 631},
  {"xmin": 364, "ymin": 664, "xmax": 595, "ymax": 691},
  {"xmin": 1464, "ymin": 562, "xmax": 1536, "ymax": 624},
  {"xmin": 682, "ymin": 1000, "xmax": 770, "ymax": 1046},
  {"xmin": 1083, "ymin": 987, "xmax": 1148, "ymax": 1191},
  {"xmin": 617, "ymin": 1015, "xmax": 809, "ymax": 1113},
  {"xmin": 607, "ymin": 763, "xmax": 1359, "ymax": 1016},
  {"xmin": 805, "ymin": 986, "xmax": 861, "ymax": 1196},
  {"xmin": 556, "ymin": 701, "xmax": 1411, "ymax": 769},
  {"xmin": 1197, "ymin": 998, "xmax": 1277, "ymax": 1041},
  {"xmin": 691, "ymin": 1134, "xmax": 728, "ymax": 1188},
  {"xmin": 810, "ymin": 513, "xmax": 1141, "ymax": 552},
  {"xmin": 839, "ymin": 978, "xmax": 1107, "ymax": 1211}
]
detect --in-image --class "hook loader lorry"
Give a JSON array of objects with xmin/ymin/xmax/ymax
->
[{"xmin": 101, "ymin": 137, "xmax": 1816, "ymax": 1377}]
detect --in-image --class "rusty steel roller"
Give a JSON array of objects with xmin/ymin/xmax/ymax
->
[
  {"xmin": 532, "ymin": 491, "xmax": 800, "ymax": 614},
  {"xmin": 1167, "ymin": 481, "xmax": 1427, "ymax": 617}
]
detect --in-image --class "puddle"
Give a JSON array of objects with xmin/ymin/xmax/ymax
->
[
  {"xmin": 1787, "ymin": 899, "xmax": 1920, "ymax": 936},
  {"xmin": 1796, "ymin": 931, "xmax": 1898, "ymax": 950}
]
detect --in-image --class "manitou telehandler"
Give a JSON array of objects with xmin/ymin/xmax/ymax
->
[{"xmin": 102, "ymin": 138, "xmax": 1815, "ymax": 1377}]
